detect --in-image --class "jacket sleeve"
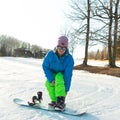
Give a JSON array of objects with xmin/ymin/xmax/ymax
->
[
  {"xmin": 42, "ymin": 51, "xmax": 54, "ymax": 82},
  {"xmin": 64, "ymin": 55, "xmax": 74, "ymax": 92}
]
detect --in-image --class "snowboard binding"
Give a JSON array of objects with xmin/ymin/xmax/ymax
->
[{"xmin": 28, "ymin": 91, "xmax": 42, "ymax": 106}]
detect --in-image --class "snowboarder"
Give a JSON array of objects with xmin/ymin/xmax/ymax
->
[{"xmin": 42, "ymin": 36, "xmax": 74, "ymax": 111}]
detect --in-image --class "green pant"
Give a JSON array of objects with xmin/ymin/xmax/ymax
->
[{"xmin": 45, "ymin": 72, "xmax": 66, "ymax": 102}]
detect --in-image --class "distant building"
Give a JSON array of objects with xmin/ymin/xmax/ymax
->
[{"xmin": 14, "ymin": 48, "xmax": 33, "ymax": 57}]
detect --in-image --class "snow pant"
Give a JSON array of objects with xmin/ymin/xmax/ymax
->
[{"xmin": 45, "ymin": 72, "xmax": 66, "ymax": 102}]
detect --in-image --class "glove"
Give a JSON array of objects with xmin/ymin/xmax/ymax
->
[{"xmin": 51, "ymin": 80, "xmax": 55, "ymax": 86}]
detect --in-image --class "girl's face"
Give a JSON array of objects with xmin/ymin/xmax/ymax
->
[{"xmin": 57, "ymin": 46, "xmax": 67, "ymax": 56}]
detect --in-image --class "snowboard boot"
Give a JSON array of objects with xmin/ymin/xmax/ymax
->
[
  {"xmin": 48, "ymin": 101, "xmax": 56, "ymax": 110},
  {"xmin": 55, "ymin": 97, "xmax": 65, "ymax": 111}
]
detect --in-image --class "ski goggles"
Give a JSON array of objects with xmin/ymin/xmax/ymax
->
[{"xmin": 57, "ymin": 46, "xmax": 67, "ymax": 51}]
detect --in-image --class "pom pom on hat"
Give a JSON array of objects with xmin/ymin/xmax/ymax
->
[{"xmin": 57, "ymin": 36, "xmax": 68, "ymax": 48}]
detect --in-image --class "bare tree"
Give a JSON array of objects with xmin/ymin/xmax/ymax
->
[
  {"xmin": 108, "ymin": 0, "xmax": 113, "ymax": 66},
  {"xmin": 68, "ymin": 34, "xmax": 80, "ymax": 55},
  {"xmin": 66, "ymin": 0, "xmax": 92, "ymax": 65},
  {"xmin": 116, "ymin": 36, "xmax": 120, "ymax": 59},
  {"xmin": 112, "ymin": 0, "xmax": 120, "ymax": 66},
  {"xmin": 91, "ymin": 0, "xmax": 120, "ymax": 67},
  {"xmin": 0, "ymin": 35, "xmax": 21, "ymax": 56}
]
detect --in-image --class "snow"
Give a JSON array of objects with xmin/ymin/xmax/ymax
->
[{"xmin": 0, "ymin": 57, "xmax": 120, "ymax": 120}]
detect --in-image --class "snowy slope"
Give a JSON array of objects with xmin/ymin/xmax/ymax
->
[{"xmin": 0, "ymin": 57, "xmax": 120, "ymax": 120}]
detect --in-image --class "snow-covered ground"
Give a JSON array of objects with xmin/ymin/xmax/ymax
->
[{"xmin": 0, "ymin": 57, "xmax": 120, "ymax": 120}]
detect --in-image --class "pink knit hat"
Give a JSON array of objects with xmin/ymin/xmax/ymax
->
[{"xmin": 57, "ymin": 36, "xmax": 68, "ymax": 48}]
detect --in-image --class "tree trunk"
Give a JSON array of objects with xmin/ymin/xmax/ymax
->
[
  {"xmin": 112, "ymin": 0, "xmax": 119, "ymax": 67},
  {"xmin": 83, "ymin": 0, "xmax": 90, "ymax": 66},
  {"xmin": 108, "ymin": 0, "xmax": 113, "ymax": 67}
]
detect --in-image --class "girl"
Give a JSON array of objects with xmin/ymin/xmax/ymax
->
[{"xmin": 42, "ymin": 36, "xmax": 74, "ymax": 111}]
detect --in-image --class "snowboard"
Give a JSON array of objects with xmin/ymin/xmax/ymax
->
[{"xmin": 13, "ymin": 98, "xmax": 86, "ymax": 116}]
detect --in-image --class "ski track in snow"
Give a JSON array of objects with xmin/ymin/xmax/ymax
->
[{"xmin": 0, "ymin": 57, "xmax": 120, "ymax": 120}]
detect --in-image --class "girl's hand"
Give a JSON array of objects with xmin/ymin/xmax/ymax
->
[{"xmin": 51, "ymin": 80, "xmax": 55, "ymax": 86}]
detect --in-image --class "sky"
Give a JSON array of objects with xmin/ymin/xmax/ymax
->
[
  {"xmin": 0, "ymin": 0, "xmax": 104, "ymax": 59},
  {"xmin": 0, "ymin": 0, "xmax": 69, "ymax": 49}
]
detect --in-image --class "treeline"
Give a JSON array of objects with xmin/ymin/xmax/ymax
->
[
  {"xmin": 88, "ymin": 36, "xmax": 120, "ymax": 60},
  {"xmin": 0, "ymin": 35, "xmax": 49, "ymax": 58}
]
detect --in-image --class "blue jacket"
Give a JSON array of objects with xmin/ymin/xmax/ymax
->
[{"xmin": 42, "ymin": 49, "xmax": 74, "ymax": 92}]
